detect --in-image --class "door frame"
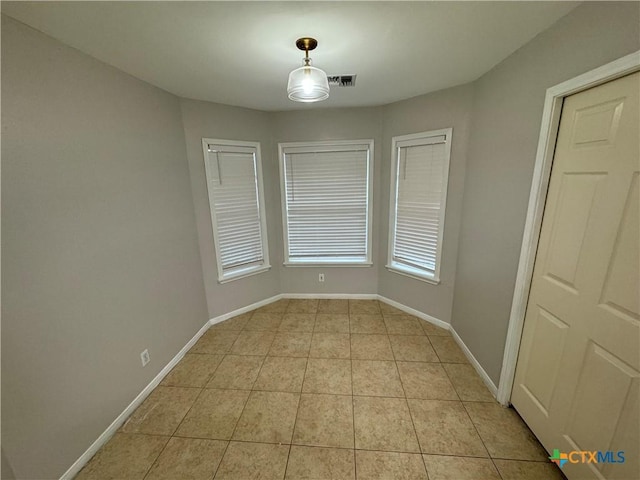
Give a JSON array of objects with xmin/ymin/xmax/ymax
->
[{"xmin": 497, "ymin": 50, "xmax": 640, "ymax": 406}]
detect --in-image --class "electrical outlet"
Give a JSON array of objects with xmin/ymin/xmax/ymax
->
[
  {"xmin": 319, "ymin": 273, "xmax": 325, "ymax": 282},
  {"xmin": 140, "ymin": 349, "xmax": 150, "ymax": 367}
]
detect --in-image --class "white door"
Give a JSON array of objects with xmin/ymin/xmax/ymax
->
[{"xmin": 512, "ymin": 71, "xmax": 639, "ymax": 480}]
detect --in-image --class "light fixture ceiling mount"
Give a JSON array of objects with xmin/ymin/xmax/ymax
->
[
  {"xmin": 287, "ymin": 37, "xmax": 330, "ymax": 103},
  {"xmin": 295, "ymin": 37, "xmax": 318, "ymax": 56}
]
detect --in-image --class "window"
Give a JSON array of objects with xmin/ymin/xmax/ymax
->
[
  {"xmin": 202, "ymin": 138, "xmax": 270, "ymax": 283},
  {"xmin": 387, "ymin": 129, "xmax": 452, "ymax": 283},
  {"xmin": 279, "ymin": 140, "xmax": 374, "ymax": 265}
]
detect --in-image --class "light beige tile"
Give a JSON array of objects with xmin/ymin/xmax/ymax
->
[
  {"xmin": 293, "ymin": 393, "xmax": 354, "ymax": 448},
  {"xmin": 269, "ymin": 332, "xmax": 312, "ymax": 357},
  {"xmin": 443, "ymin": 363, "xmax": 494, "ymax": 402},
  {"xmin": 212, "ymin": 312, "xmax": 253, "ymax": 331},
  {"xmin": 175, "ymin": 389, "xmax": 249, "ymax": 440},
  {"xmin": 255, "ymin": 299, "xmax": 290, "ymax": 313},
  {"xmin": 317, "ymin": 299, "xmax": 349, "ymax": 314},
  {"xmin": 145, "ymin": 437, "xmax": 227, "ymax": 480},
  {"xmin": 350, "ymin": 334, "xmax": 394, "ymax": 360},
  {"xmin": 420, "ymin": 320, "xmax": 450, "ymax": 336},
  {"xmin": 215, "ymin": 441, "xmax": 289, "ymax": 480},
  {"xmin": 191, "ymin": 330, "xmax": 240, "ymax": 354},
  {"xmin": 422, "ymin": 455, "xmax": 500, "ymax": 480},
  {"xmin": 120, "ymin": 387, "xmax": 199, "ymax": 436},
  {"xmin": 353, "ymin": 396, "xmax": 419, "ymax": 453},
  {"xmin": 310, "ymin": 333, "xmax": 350, "ymax": 359},
  {"xmin": 349, "ymin": 299, "xmax": 381, "ymax": 314},
  {"xmin": 349, "ymin": 314, "xmax": 386, "ymax": 334},
  {"xmin": 314, "ymin": 314, "xmax": 350, "ymax": 333},
  {"xmin": 231, "ymin": 330, "xmax": 275, "ymax": 355},
  {"xmin": 254, "ymin": 356, "xmax": 307, "ymax": 392},
  {"xmin": 161, "ymin": 354, "xmax": 223, "ymax": 387},
  {"xmin": 279, "ymin": 313, "xmax": 316, "ymax": 332},
  {"xmin": 397, "ymin": 362, "xmax": 458, "ymax": 400},
  {"xmin": 206, "ymin": 355, "xmax": 264, "ymax": 390},
  {"xmin": 355, "ymin": 450, "xmax": 428, "ymax": 480},
  {"xmin": 493, "ymin": 459, "xmax": 565, "ymax": 480},
  {"xmin": 287, "ymin": 299, "xmax": 319, "ymax": 314},
  {"xmin": 244, "ymin": 313, "xmax": 283, "ymax": 332},
  {"xmin": 429, "ymin": 336, "xmax": 468, "ymax": 363},
  {"xmin": 383, "ymin": 315, "xmax": 425, "ymax": 336},
  {"xmin": 303, "ymin": 358, "xmax": 352, "ymax": 395},
  {"xmin": 378, "ymin": 302, "xmax": 406, "ymax": 315},
  {"xmin": 352, "ymin": 360, "xmax": 404, "ymax": 397},
  {"xmin": 389, "ymin": 336, "xmax": 439, "ymax": 362},
  {"xmin": 463, "ymin": 402, "xmax": 547, "ymax": 461},
  {"xmin": 407, "ymin": 399, "xmax": 487, "ymax": 457},
  {"xmin": 233, "ymin": 391, "xmax": 300, "ymax": 443},
  {"xmin": 286, "ymin": 445, "xmax": 355, "ymax": 480},
  {"xmin": 75, "ymin": 433, "xmax": 168, "ymax": 480}
]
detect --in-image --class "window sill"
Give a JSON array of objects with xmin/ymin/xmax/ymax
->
[
  {"xmin": 386, "ymin": 264, "xmax": 440, "ymax": 285},
  {"xmin": 284, "ymin": 261, "xmax": 373, "ymax": 268},
  {"xmin": 219, "ymin": 264, "xmax": 271, "ymax": 284}
]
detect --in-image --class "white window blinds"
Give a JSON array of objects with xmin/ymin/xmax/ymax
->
[
  {"xmin": 203, "ymin": 140, "xmax": 270, "ymax": 282},
  {"xmin": 388, "ymin": 130, "xmax": 452, "ymax": 282},
  {"xmin": 280, "ymin": 141, "xmax": 373, "ymax": 264}
]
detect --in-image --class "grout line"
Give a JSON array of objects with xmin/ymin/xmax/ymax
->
[
  {"xmin": 211, "ymin": 439, "xmax": 232, "ymax": 480},
  {"xmin": 387, "ymin": 330, "xmax": 429, "ymax": 477},
  {"xmin": 460, "ymin": 400, "xmax": 498, "ymax": 475},
  {"xmin": 440, "ymin": 358, "xmax": 463, "ymax": 403},
  {"xmin": 220, "ymin": 339, "xmax": 274, "ymax": 450},
  {"xmin": 425, "ymin": 334, "xmax": 443, "ymax": 363},
  {"xmin": 198, "ymin": 346, "xmax": 464, "ymax": 363},
  {"xmin": 115, "ymin": 432, "xmax": 525, "ymax": 459},
  {"xmin": 169, "ymin": 386, "xmax": 207, "ymax": 436},
  {"xmin": 350, "ymin": 353, "xmax": 357, "ymax": 479},
  {"xmin": 139, "ymin": 435, "xmax": 172, "ymax": 480},
  {"xmin": 284, "ymin": 355, "xmax": 310, "ymax": 479},
  {"xmin": 392, "ymin": 343, "xmax": 426, "ymax": 476},
  {"xmin": 191, "ymin": 384, "xmax": 498, "ymax": 403},
  {"xmin": 140, "ymin": 371, "xmax": 213, "ymax": 478}
]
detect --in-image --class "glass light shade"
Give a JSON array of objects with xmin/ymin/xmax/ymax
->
[{"xmin": 287, "ymin": 60, "xmax": 330, "ymax": 103}]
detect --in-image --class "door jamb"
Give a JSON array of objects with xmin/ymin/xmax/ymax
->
[{"xmin": 497, "ymin": 50, "xmax": 640, "ymax": 406}]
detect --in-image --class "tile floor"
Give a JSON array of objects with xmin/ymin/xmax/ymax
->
[{"xmin": 76, "ymin": 299, "xmax": 565, "ymax": 480}]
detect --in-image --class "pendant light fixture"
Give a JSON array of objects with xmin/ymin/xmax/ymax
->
[{"xmin": 287, "ymin": 37, "xmax": 330, "ymax": 103}]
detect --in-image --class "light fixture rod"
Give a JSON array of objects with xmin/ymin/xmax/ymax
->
[{"xmin": 296, "ymin": 37, "xmax": 317, "ymax": 65}]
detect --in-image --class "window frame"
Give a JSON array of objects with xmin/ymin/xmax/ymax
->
[
  {"xmin": 386, "ymin": 128, "xmax": 453, "ymax": 284},
  {"xmin": 278, "ymin": 139, "xmax": 375, "ymax": 266},
  {"xmin": 202, "ymin": 138, "xmax": 271, "ymax": 283}
]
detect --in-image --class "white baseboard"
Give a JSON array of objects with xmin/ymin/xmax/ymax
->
[
  {"xmin": 282, "ymin": 293, "xmax": 378, "ymax": 299},
  {"xmin": 449, "ymin": 326, "xmax": 499, "ymax": 399},
  {"xmin": 209, "ymin": 294, "xmax": 283, "ymax": 326},
  {"xmin": 59, "ymin": 319, "xmax": 211, "ymax": 480},
  {"xmin": 376, "ymin": 295, "xmax": 450, "ymax": 330}
]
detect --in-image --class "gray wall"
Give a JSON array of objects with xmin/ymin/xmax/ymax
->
[
  {"xmin": 180, "ymin": 99, "xmax": 281, "ymax": 317},
  {"xmin": 2, "ymin": 448, "xmax": 15, "ymax": 480},
  {"xmin": 1, "ymin": 16, "xmax": 208, "ymax": 479},
  {"xmin": 271, "ymin": 108, "xmax": 384, "ymax": 295},
  {"xmin": 378, "ymin": 84, "xmax": 474, "ymax": 322},
  {"xmin": 450, "ymin": 1, "xmax": 640, "ymax": 384}
]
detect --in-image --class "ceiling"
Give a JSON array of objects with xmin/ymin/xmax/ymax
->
[{"xmin": 1, "ymin": 1, "xmax": 579, "ymax": 111}]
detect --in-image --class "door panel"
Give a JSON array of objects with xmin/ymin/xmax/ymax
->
[
  {"xmin": 512, "ymin": 72, "xmax": 639, "ymax": 480},
  {"xmin": 544, "ymin": 173, "xmax": 605, "ymax": 290},
  {"xmin": 521, "ymin": 308, "xmax": 569, "ymax": 413},
  {"xmin": 600, "ymin": 173, "xmax": 639, "ymax": 319}
]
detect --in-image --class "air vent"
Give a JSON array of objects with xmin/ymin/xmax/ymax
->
[{"xmin": 327, "ymin": 75, "xmax": 357, "ymax": 87}]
